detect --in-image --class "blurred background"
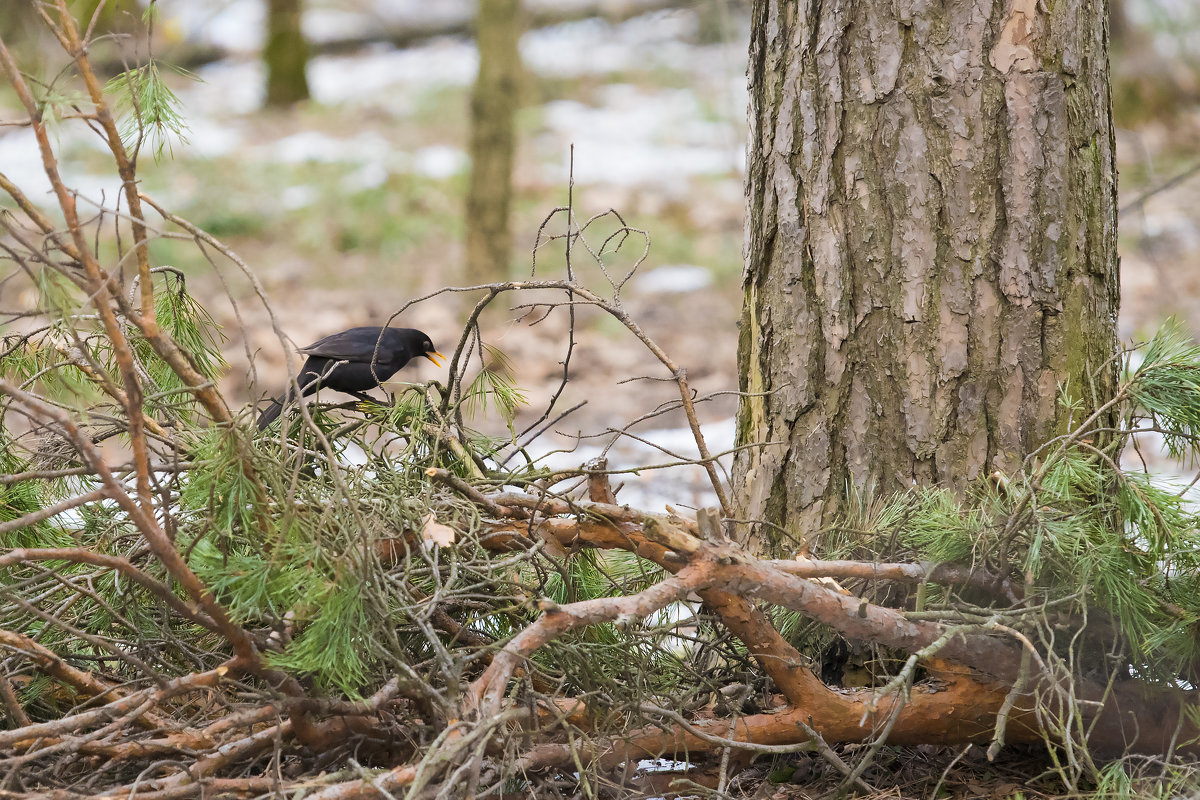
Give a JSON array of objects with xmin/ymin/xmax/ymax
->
[{"xmin": 2, "ymin": 0, "xmax": 1199, "ymax": 504}]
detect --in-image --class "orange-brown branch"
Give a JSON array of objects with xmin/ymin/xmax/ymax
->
[{"xmin": 471, "ymin": 497, "xmax": 1200, "ymax": 761}]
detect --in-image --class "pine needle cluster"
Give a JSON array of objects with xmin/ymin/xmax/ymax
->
[
  {"xmin": 1, "ymin": 267, "xmax": 693, "ymax": 718},
  {"xmin": 818, "ymin": 319, "xmax": 1200, "ymax": 689}
]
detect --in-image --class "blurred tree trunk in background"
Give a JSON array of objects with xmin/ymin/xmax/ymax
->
[
  {"xmin": 733, "ymin": 1, "xmax": 1119, "ymax": 550},
  {"xmin": 79, "ymin": 1, "xmax": 140, "ymax": 31},
  {"xmin": 1109, "ymin": 0, "xmax": 1131, "ymax": 45},
  {"xmin": 264, "ymin": 0, "xmax": 311, "ymax": 107},
  {"xmin": 465, "ymin": 0, "xmax": 524, "ymax": 280},
  {"xmin": 1108, "ymin": 0, "xmax": 1199, "ymax": 124}
]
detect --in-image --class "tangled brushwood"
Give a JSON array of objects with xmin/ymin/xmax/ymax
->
[{"xmin": 4, "ymin": 5, "xmax": 1200, "ymax": 800}]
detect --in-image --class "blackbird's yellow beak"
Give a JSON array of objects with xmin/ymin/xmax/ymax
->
[{"xmin": 424, "ymin": 351, "xmax": 447, "ymax": 368}]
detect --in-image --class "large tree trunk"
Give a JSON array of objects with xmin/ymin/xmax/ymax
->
[{"xmin": 734, "ymin": 0, "xmax": 1119, "ymax": 548}]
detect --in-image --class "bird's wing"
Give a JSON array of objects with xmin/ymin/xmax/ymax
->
[{"xmin": 297, "ymin": 327, "xmax": 388, "ymax": 362}]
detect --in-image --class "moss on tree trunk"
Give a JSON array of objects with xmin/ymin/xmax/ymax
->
[
  {"xmin": 264, "ymin": 0, "xmax": 310, "ymax": 108},
  {"xmin": 734, "ymin": 0, "xmax": 1119, "ymax": 550},
  {"xmin": 465, "ymin": 0, "xmax": 523, "ymax": 281}
]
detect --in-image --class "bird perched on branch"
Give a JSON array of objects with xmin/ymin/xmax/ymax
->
[{"xmin": 257, "ymin": 326, "xmax": 445, "ymax": 430}]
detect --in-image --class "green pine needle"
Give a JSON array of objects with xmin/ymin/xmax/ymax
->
[
  {"xmin": 103, "ymin": 62, "xmax": 196, "ymax": 160},
  {"xmin": 1127, "ymin": 318, "xmax": 1200, "ymax": 460}
]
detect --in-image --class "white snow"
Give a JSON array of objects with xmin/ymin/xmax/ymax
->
[
  {"xmin": 0, "ymin": 127, "xmax": 126, "ymax": 212},
  {"xmin": 528, "ymin": 417, "xmax": 736, "ymax": 512},
  {"xmin": 307, "ymin": 40, "xmax": 478, "ymax": 106},
  {"xmin": 413, "ymin": 145, "xmax": 468, "ymax": 178},
  {"xmin": 539, "ymin": 84, "xmax": 744, "ymax": 189},
  {"xmin": 635, "ymin": 264, "xmax": 714, "ymax": 294}
]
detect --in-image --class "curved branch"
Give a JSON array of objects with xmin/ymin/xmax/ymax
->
[{"xmin": 0, "ymin": 548, "xmax": 218, "ymax": 630}]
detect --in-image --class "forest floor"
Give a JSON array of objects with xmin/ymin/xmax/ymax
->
[{"xmin": 624, "ymin": 744, "xmax": 1076, "ymax": 799}]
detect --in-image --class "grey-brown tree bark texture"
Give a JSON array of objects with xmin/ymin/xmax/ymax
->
[
  {"xmin": 466, "ymin": 0, "xmax": 523, "ymax": 280},
  {"xmin": 734, "ymin": 1, "xmax": 1119, "ymax": 547},
  {"xmin": 264, "ymin": 0, "xmax": 311, "ymax": 107}
]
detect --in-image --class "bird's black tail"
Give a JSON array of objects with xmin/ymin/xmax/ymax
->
[
  {"xmin": 256, "ymin": 387, "xmax": 295, "ymax": 430},
  {"xmin": 256, "ymin": 399, "xmax": 284, "ymax": 430}
]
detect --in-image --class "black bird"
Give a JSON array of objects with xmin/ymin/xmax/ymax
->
[{"xmin": 257, "ymin": 326, "xmax": 445, "ymax": 430}]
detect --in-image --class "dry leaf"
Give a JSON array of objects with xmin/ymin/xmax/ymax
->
[{"xmin": 421, "ymin": 514, "xmax": 456, "ymax": 547}]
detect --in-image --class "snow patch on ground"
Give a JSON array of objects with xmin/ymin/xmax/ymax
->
[
  {"xmin": 269, "ymin": 130, "xmax": 392, "ymax": 164},
  {"xmin": 540, "ymin": 85, "xmax": 744, "ymax": 189},
  {"xmin": 159, "ymin": 4, "xmax": 748, "ymax": 200},
  {"xmin": 280, "ymin": 184, "xmax": 321, "ymax": 210},
  {"xmin": 413, "ymin": 145, "xmax": 469, "ymax": 178},
  {"xmin": 341, "ymin": 161, "xmax": 391, "ymax": 192},
  {"xmin": 307, "ymin": 40, "xmax": 479, "ymax": 106},
  {"xmin": 522, "ymin": 12, "xmax": 700, "ymax": 76},
  {"xmin": 529, "ymin": 417, "xmax": 736, "ymax": 511},
  {"xmin": 189, "ymin": 60, "xmax": 264, "ymax": 116},
  {"xmin": 635, "ymin": 265, "xmax": 714, "ymax": 294},
  {"xmin": 0, "ymin": 127, "xmax": 126, "ymax": 211},
  {"xmin": 182, "ymin": 117, "xmax": 245, "ymax": 158},
  {"xmin": 157, "ymin": 0, "xmax": 264, "ymax": 54}
]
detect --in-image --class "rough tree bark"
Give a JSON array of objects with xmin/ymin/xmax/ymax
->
[
  {"xmin": 734, "ymin": 0, "xmax": 1119, "ymax": 547},
  {"xmin": 465, "ymin": 0, "xmax": 523, "ymax": 281},
  {"xmin": 264, "ymin": 0, "xmax": 311, "ymax": 107}
]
